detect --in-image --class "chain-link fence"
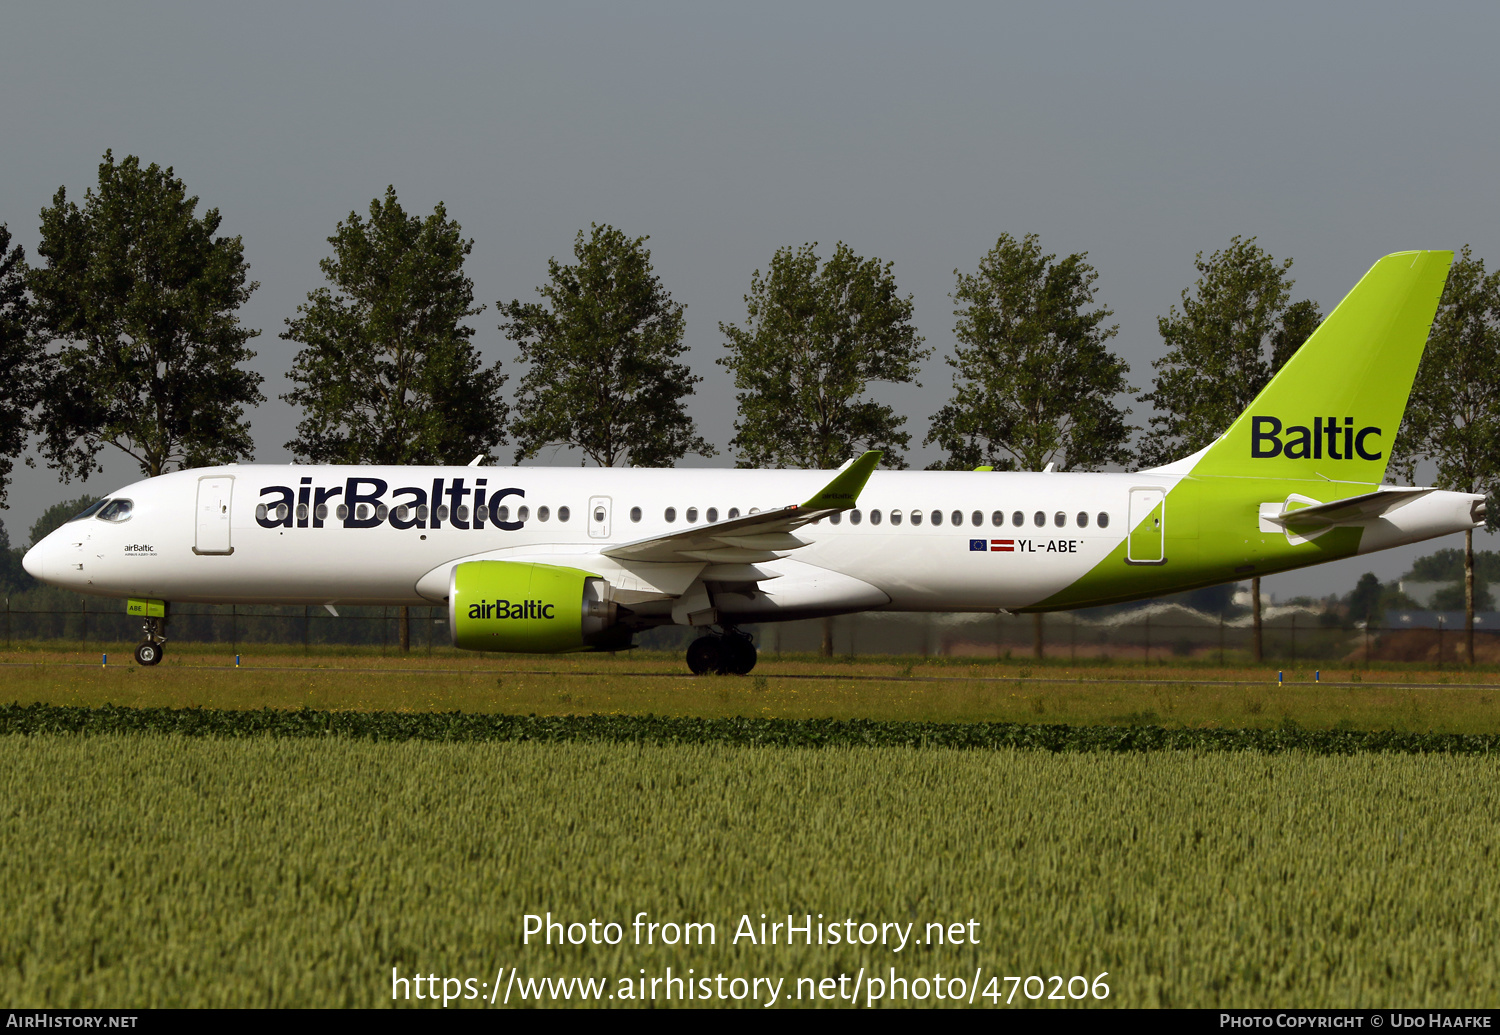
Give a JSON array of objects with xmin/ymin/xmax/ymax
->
[{"xmin": 7, "ymin": 590, "xmax": 1492, "ymax": 665}]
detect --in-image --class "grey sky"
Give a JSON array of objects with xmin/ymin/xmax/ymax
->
[{"xmin": 2, "ymin": 2, "xmax": 1496, "ymax": 599}]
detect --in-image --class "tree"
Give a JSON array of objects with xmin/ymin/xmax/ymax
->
[
  {"xmin": 926, "ymin": 232, "xmax": 1133, "ymax": 473},
  {"xmin": 0, "ymin": 223, "xmax": 46, "ymax": 508},
  {"xmin": 283, "ymin": 187, "xmax": 507, "ymax": 651},
  {"xmin": 720, "ymin": 241, "xmax": 928, "ymax": 470},
  {"xmin": 28, "ymin": 494, "xmax": 99, "ymax": 548},
  {"xmin": 500, "ymin": 224, "xmax": 711, "ymax": 468},
  {"xmin": 1346, "ymin": 572, "xmax": 1384, "ymax": 627},
  {"xmin": 1391, "ymin": 248, "xmax": 1500, "ymax": 663},
  {"xmin": 29, "ymin": 151, "xmax": 263, "ymax": 481},
  {"xmin": 283, "ymin": 186, "xmax": 507, "ymax": 467},
  {"xmin": 721, "ymin": 241, "xmax": 928, "ymax": 655},
  {"xmin": 1141, "ymin": 236, "xmax": 1322, "ymax": 660}
]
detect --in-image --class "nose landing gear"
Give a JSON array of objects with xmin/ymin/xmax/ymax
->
[
  {"xmin": 135, "ymin": 616, "xmax": 167, "ymax": 666},
  {"xmin": 685, "ymin": 628, "xmax": 757, "ymax": 675}
]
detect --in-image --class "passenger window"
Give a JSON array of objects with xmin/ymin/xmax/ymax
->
[
  {"xmin": 435, "ymin": 505, "xmax": 449, "ymax": 522},
  {"xmin": 255, "ymin": 504, "xmax": 267, "ymax": 522},
  {"xmin": 538, "ymin": 506, "xmax": 550, "ymax": 522},
  {"xmin": 375, "ymin": 504, "xmax": 389, "ymax": 522},
  {"xmin": 992, "ymin": 510, "xmax": 1004, "ymax": 527},
  {"xmin": 297, "ymin": 503, "xmax": 309, "ymax": 522},
  {"xmin": 931, "ymin": 511, "xmax": 943, "ymax": 526},
  {"xmin": 558, "ymin": 506, "xmax": 570, "ymax": 522},
  {"xmin": 1012, "ymin": 510, "xmax": 1024, "ymax": 526},
  {"xmin": 630, "ymin": 506, "xmax": 642, "ymax": 522},
  {"xmin": 686, "ymin": 507, "xmax": 699, "ymax": 522},
  {"xmin": 415, "ymin": 505, "xmax": 427, "ymax": 523},
  {"xmin": 1077, "ymin": 511, "xmax": 1089, "ymax": 528},
  {"xmin": 870, "ymin": 509, "xmax": 882, "ymax": 525},
  {"xmin": 455, "ymin": 505, "xmax": 469, "ymax": 523},
  {"xmin": 317, "ymin": 504, "xmax": 330, "ymax": 522},
  {"xmin": 850, "ymin": 510, "xmax": 862, "ymax": 525},
  {"xmin": 516, "ymin": 506, "xmax": 529, "ymax": 521},
  {"xmin": 1033, "ymin": 511, "xmax": 1045, "ymax": 527},
  {"xmin": 749, "ymin": 508, "xmax": 761, "ymax": 514},
  {"xmin": 337, "ymin": 504, "xmax": 349, "ymax": 520},
  {"xmin": 951, "ymin": 510, "xmax": 962, "ymax": 526},
  {"xmin": 971, "ymin": 510, "xmax": 982, "ymax": 527},
  {"xmin": 728, "ymin": 508, "xmax": 740, "ymax": 519},
  {"xmin": 665, "ymin": 507, "xmax": 676, "ymax": 522},
  {"xmin": 1054, "ymin": 511, "xmax": 1066, "ymax": 527},
  {"xmin": 707, "ymin": 507, "xmax": 718, "ymax": 522},
  {"xmin": 829, "ymin": 512, "xmax": 842, "ymax": 525},
  {"xmin": 1098, "ymin": 512, "xmax": 1110, "ymax": 529},
  {"xmin": 495, "ymin": 506, "xmax": 509, "ymax": 521},
  {"xmin": 890, "ymin": 510, "xmax": 903, "ymax": 526},
  {"xmin": 910, "ymin": 510, "xmax": 922, "ymax": 526}
]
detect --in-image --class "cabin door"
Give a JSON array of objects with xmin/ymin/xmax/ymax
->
[
  {"xmin": 194, "ymin": 476, "xmax": 235, "ymax": 555},
  {"xmin": 1126, "ymin": 487, "xmax": 1166, "ymax": 564}
]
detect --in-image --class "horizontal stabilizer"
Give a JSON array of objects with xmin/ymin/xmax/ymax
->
[{"xmin": 1263, "ymin": 488, "xmax": 1435, "ymax": 533}]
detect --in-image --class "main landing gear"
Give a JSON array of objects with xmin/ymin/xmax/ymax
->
[
  {"xmin": 135, "ymin": 616, "xmax": 167, "ymax": 667},
  {"xmin": 686, "ymin": 629, "xmax": 757, "ymax": 676}
]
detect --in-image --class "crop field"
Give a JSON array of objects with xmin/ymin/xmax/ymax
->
[
  {"xmin": 2, "ymin": 730, "xmax": 1498, "ymax": 1008},
  {"xmin": 5, "ymin": 645, "xmax": 1500, "ymax": 733},
  {"xmin": 4, "ymin": 647, "xmax": 1499, "ymax": 1008}
]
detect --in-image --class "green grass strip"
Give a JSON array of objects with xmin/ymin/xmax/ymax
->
[{"xmin": 3, "ymin": 702, "xmax": 1499, "ymax": 755}]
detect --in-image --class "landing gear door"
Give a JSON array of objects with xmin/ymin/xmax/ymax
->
[
  {"xmin": 1126, "ymin": 487, "xmax": 1166, "ymax": 564},
  {"xmin": 588, "ymin": 496, "xmax": 611, "ymax": 539},
  {"xmin": 194, "ymin": 476, "xmax": 235, "ymax": 555}
]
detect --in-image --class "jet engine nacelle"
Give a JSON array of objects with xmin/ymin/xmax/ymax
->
[{"xmin": 448, "ymin": 561, "xmax": 621, "ymax": 652}]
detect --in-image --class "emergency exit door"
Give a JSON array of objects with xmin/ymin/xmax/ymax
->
[
  {"xmin": 588, "ymin": 496, "xmax": 612, "ymax": 539},
  {"xmin": 1126, "ymin": 487, "xmax": 1166, "ymax": 564},
  {"xmin": 194, "ymin": 476, "xmax": 235, "ymax": 555}
]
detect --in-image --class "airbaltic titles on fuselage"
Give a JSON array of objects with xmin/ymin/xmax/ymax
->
[{"xmin": 255, "ymin": 476, "xmax": 525, "ymax": 531}]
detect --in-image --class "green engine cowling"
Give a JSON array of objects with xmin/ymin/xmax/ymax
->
[{"xmin": 448, "ymin": 560, "xmax": 621, "ymax": 652}]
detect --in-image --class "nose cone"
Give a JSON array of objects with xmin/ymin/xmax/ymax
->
[{"xmin": 21, "ymin": 541, "xmax": 48, "ymax": 581}]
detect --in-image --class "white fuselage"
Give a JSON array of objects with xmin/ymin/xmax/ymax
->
[{"xmin": 22, "ymin": 464, "xmax": 1480, "ymax": 622}]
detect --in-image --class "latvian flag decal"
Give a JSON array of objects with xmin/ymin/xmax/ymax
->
[{"xmin": 971, "ymin": 539, "xmax": 1015, "ymax": 552}]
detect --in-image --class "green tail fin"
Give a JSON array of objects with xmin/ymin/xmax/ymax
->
[{"xmin": 1191, "ymin": 250, "xmax": 1452, "ymax": 484}]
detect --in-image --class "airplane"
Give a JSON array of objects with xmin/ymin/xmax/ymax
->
[{"xmin": 22, "ymin": 250, "xmax": 1484, "ymax": 673}]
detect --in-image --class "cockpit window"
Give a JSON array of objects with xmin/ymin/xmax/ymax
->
[
  {"xmin": 97, "ymin": 499, "xmax": 133, "ymax": 522},
  {"xmin": 68, "ymin": 499, "xmax": 108, "ymax": 523}
]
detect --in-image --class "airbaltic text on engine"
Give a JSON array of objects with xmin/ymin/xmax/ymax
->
[{"xmin": 470, "ymin": 599, "xmax": 556, "ymax": 620}]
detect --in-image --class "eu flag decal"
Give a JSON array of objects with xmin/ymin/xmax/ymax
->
[{"xmin": 969, "ymin": 539, "xmax": 987, "ymax": 551}]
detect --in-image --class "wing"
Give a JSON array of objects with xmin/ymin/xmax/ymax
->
[{"xmin": 601, "ymin": 451, "xmax": 882, "ymax": 564}]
